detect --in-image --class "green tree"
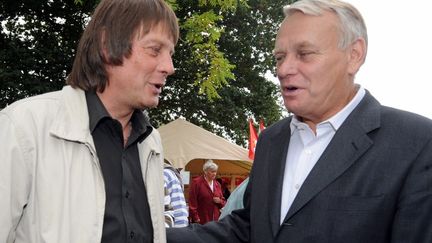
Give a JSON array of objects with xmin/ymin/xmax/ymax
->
[
  {"xmin": 0, "ymin": 0, "xmax": 98, "ymax": 106},
  {"xmin": 0, "ymin": 0, "xmax": 294, "ymax": 145},
  {"xmin": 151, "ymin": 0, "xmax": 292, "ymax": 145}
]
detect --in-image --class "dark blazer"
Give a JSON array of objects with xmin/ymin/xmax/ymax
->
[{"xmin": 167, "ymin": 92, "xmax": 432, "ymax": 243}]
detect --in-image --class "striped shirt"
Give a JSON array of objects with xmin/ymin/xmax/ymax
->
[{"xmin": 164, "ymin": 168, "xmax": 189, "ymax": 227}]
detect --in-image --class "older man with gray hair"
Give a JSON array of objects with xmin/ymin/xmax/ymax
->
[{"xmin": 167, "ymin": 0, "xmax": 432, "ymax": 242}]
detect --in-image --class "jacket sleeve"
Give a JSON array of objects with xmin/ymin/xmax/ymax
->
[
  {"xmin": 390, "ymin": 138, "xmax": 432, "ymax": 242},
  {"xmin": 0, "ymin": 112, "xmax": 32, "ymax": 242},
  {"xmin": 166, "ymin": 178, "xmax": 251, "ymax": 243}
]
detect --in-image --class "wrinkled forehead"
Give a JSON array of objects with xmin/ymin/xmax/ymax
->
[
  {"xmin": 278, "ymin": 10, "xmax": 338, "ymax": 33},
  {"xmin": 275, "ymin": 11, "xmax": 340, "ymax": 46}
]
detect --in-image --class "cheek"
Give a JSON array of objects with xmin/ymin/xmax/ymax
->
[
  {"xmin": 302, "ymin": 64, "xmax": 334, "ymax": 92},
  {"xmin": 128, "ymin": 54, "xmax": 154, "ymax": 75},
  {"xmin": 140, "ymin": 57, "xmax": 159, "ymax": 70}
]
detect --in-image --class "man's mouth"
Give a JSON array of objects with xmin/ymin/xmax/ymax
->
[{"xmin": 286, "ymin": 85, "xmax": 299, "ymax": 91}]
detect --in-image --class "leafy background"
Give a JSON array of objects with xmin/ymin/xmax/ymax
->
[{"xmin": 0, "ymin": 0, "xmax": 295, "ymax": 145}]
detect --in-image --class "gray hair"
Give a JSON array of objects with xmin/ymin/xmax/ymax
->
[
  {"xmin": 203, "ymin": 159, "xmax": 218, "ymax": 172},
  {"xmin": 283, "ymin": 0, "xmax": 368, "ymax": 50}
]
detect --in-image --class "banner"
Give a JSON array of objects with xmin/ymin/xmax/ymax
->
[
  {"xmin": 259, "ymin": 119, "xmax": 265, "ymax": 135},
  {"xmin": 248, "ymin": 119, "xmax": 258, "ymax": 160}
]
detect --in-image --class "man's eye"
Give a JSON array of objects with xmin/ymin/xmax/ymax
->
[
  {"xmin": 147, "ymin": 46, "xmax": 161, "ymax": 56},
  {"xmin": 298, "ymin": 51, "xmax": 314, "ymax": 58},
  {"xmin": 274, "ymin": 55, "xmax": 284, "ymax": 62}
]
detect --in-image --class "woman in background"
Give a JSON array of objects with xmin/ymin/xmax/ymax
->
[{"xmin": 188, "ymin": 160, "xmax": 226, "ymax": 224}]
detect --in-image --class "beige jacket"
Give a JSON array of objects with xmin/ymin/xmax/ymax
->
[{"xmin": 0, "ymin": 86, "xmax": 166, "ymax": 243}]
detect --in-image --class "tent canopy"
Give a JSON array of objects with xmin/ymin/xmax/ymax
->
[{"xmin": 157, "ymin": 118, "xmax": 252, "ymax": 175}]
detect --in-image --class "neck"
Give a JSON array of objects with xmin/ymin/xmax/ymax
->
[
  {"xmin": 97, "ymin": 91, "xmax": 133, "ymax": 147},
  {"xmin": 299, "ymin": 85, "xmax": 359, "ymax": 134},
  {"xmin": 97, "ymin": 91, "xmax": 133, "ymax": 128},
  {"xmin": 204, "ymin": 175, "xmax": 212, "ymax": 183}
]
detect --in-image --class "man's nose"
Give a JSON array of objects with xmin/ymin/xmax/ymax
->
[
  {"xmin": 277, "ymin": 55, "xmax": 298, "ymax": 79},
  {"xmin": 160, "ymin": 54, "xmax": 175, "ymax": 76}
]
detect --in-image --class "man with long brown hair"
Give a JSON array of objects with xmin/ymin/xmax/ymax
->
[{"xmin": 0, "ymin": 0, "xmax": 179, "ymax": 242}]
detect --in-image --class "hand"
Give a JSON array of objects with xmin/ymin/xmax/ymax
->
[{"xmin": 213, "ymin": 197, "xmax": 221, "ymax": 204}]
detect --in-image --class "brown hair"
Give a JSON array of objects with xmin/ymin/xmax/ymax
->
[{"xmin": 66, "ymin": 0, "xmax": 179, "ymax": 92}]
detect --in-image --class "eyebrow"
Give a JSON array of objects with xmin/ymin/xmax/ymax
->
[
  {"xmin": 296, "ymin": 41, "xmax": 316, "ymax": 49},
  {"xmin": 273, "ymin": 41, "xmax": 317, "ymax": 54}
]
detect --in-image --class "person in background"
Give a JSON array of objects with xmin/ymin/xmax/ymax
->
[
  {"xmin": 167, "ymin": 0, "xmax": 432, "ymax": 242},
  {"xmin": 188, "ymin": 159, "xmax": 226, "ymax": 224},
  {"xmin": 0, "ymin": 0, "xmax": 179, "ymax": 242},
  {"xmin": 164, "ymin": 187, "xmax": 176, "ymax": 228},
  {"xmin": 164, "ymin": 161, "xmax": 189, "ymax": 227},
  {"xmin": 216, "ymin": 177, "xmax": 231, "ymax": 200},
  {"xmin": 219, "ymin": 177, "xmax": 249, "ymax": 219}
]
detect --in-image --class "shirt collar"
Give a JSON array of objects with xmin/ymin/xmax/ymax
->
[
  {"xmin": 290, "ymin": 85, "xmax": 365, "ymax": 134},
  {"xmin": 85, "ymin": 91, "xmax": 110, "ymax": 133},
  {"xmin": 85, "ymin": 91, "xmax": 152, "ymax": 141},
  {"xmin": 129, "ymin": 109, "xmax": 152, "ymax": 144},
  {"xmin": 328, "ymin": 85, "xmax": 365, "ymax": 130}
]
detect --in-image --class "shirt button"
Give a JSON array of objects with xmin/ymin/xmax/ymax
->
[
  {"xmin": 304, "ymin": 149, "xmax": 312, "ymax": 155},
  {"xmin": 125, "ymin": 191, "xmax": 130, "ymax": 198},
  {"xmin": 294, "ymin": 184, "xmax": 300, "ymax": 189},
  {"xmin": 130, "ymin": 231, "xmax": 135, "ymax": 239}
]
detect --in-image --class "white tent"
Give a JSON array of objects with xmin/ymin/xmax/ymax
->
[{"xmin": 157, "ymin": 118, "xmax": 252, "ymax": 177}]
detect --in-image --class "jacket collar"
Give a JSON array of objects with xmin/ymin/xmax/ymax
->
[{"xmin": 49, "ymin": 86, "xmax": 94, "ymax": 145}]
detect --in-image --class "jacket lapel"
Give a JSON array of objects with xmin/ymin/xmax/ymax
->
[
  {"xmin": 137, "ymin": 130, "xmax": 166, "ymax": 242},
  {"xmin": 266, "ymin": 118, "xmax": 292, "ymax": 236},
  {"xmin": 282, "ymin": 91, "xmax": 381, "ymax": 222},
  {"xmin": 207, "ymin": 178, "xmax": 214, "ymax": 195},
  {"xmin": 199, "ymin": 176, "xmax": 214, "ymax": 195},
  {"xmin": 50, "ymin": 86, "xmax": 94, "ymax": 146}
]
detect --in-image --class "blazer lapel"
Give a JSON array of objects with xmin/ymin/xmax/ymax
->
[
  {"xmin": 282, "ymin": 91, "xmax": 381, "ymax": 222},
  {"xmin": 266, "ymin": 118, "xmax": 292, "ymax": 236},
  {"xmin": 283, "ymin": 123, "xmax": 372, "ymax": 221},
  {"xmin": 202, "ymin": 176, "xmax": 214, "ymax": 195}
]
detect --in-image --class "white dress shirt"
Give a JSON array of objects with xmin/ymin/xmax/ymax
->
[{"xmin": 280, "ymin": 86, "xmax": 366, "ymax": 224}]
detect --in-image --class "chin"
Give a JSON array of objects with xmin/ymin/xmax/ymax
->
[
  {"xmin": 148, "ymin": 97, "xmax": 161, "ymax": 106},
  {"xmin": 284, "ymin": 101, "xmax": 303, "ymax": 114},
  {"xmin": 146, "ymin": 103, "xmax": 159, "ymax": 109},
  {"xmin": 138, "ymin": 101, "xmax": 159, "ymax": 109}
]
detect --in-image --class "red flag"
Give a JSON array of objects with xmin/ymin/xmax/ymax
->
[
  {"xmin": 258, "ymin": 119, "xmax": 265, "ymax": 136},
  {"xmin": 248, "ymin": 119, "xmax": 258, "ymax": 160}
]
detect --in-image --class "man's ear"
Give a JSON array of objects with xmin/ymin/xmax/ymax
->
[{"xmin": 347, "ymin": 37, "xmax": 367, "ymax": 75}]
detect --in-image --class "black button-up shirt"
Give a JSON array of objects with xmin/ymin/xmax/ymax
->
[{"xmin": 86, "ymin": 92, "xmax": 154, "ymax": 243}]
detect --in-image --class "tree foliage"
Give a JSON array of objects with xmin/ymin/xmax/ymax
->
[
  {"xmin": 0, "ymin": 0, "xmax": 295, "ymax": 145},
  {"xmin": 0, "ymin": 0, "xmax": 95, "ymax": 104}
]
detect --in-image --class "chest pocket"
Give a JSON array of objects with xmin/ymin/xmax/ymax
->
[{"xmin": 326, "ymin": 194, "xmax": 385, "ymax": 211}]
